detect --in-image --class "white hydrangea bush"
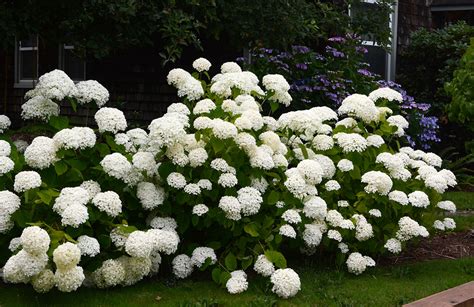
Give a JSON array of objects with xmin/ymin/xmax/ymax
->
[{"xmin": 0, "ymin": 59, "xmax": 458, "ymax": 299}]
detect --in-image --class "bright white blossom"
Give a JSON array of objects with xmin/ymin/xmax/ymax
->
[{"xmin": 270, "ymin": 268, "xmax": 301, "ymax": 298}]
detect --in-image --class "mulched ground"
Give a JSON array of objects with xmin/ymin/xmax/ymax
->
[{"xmin": 380, "ymin": 230, "xmax": 474, "ymax": 265}]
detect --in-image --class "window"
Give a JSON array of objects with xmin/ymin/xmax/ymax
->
[
  {"xmin": 349, "ymin": 0, "xmax": 398, "ymax": 81},
  {"xmin": 59, "ymin": 44, "xmax": 86, "ymax": 81},
  {"xmin": 14, "ymin": 36, "xmax": 39, "ymax": 87}
]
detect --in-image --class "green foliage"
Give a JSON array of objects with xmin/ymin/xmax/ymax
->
[
  {"xmin": 398, "ymin": 21, "xmax": 474, "ymax": 114},
  {"xmin": 445, "ymin": 38, "xmax": 474, "ymax": 132},
  {"xmin": 0, "ymin": 0, "xmax": 395, "ymax": 64}
]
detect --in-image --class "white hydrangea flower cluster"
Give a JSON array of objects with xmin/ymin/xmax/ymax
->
[
  {"xmin": 0, "ymin": 191, "xmax": 21, "ymax": 233},
  {"xmin": 368, "ymin": 87, "xmax": 403, "ymax": 103},
  {"xmin": 53, "ymin": 127, "xmax": 96, "ymax": 150},
  {"xmin": 21, "ymin": 96, "xmax": 60, "ymax": 121},
  {"xmin": 0, "ymin": 114, "xmax": 11, "ymax": 133},
  {"xmin": 346, "ymin": 252, "xmax": 375, "ymax": 275},
  {"xmin": 95, "ymin": 107, "xmax": 127, "ymax": 134},
  {"xmin": 270, "ymin": 268, "xmax": 301, "ymax": 298},
  {"xmin": 24, "ymin": 136, "xmax": 58, "ymax": 169},
  {"xmin": 75, "ymin": 80, "xmax": 109, "ymax": 107},
  {"xmin": 14, "ymin": 171, "xmax": 42, "ymax": 193},
  {"xmin": 3, "ymin": 227, "xmax": 50, "ymax": 285},
  {"xmin": 167, "ymin": 68, "xmax": 204, "ymax": 101},
  {"xmin": 53, "ymin": 187, "xmax": 90, "ymax": 227},
  {"xmin": 0, "ymin": 140, "xmax": 14, "ymax": 175},
  {"xmin": 226, "ymin": 270, "xmax": 248, "ymax": 294},
  {"xmin": 25, "ymin": 69, "xmax": 76, "ymax": 101}
]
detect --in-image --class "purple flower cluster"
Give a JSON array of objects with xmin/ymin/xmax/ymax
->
[{"xmin": 377, "ymin": 80, "xmax": 440, "ymax": 149}]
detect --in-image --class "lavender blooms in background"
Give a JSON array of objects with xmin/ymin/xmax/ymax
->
[
  {"xmin": 377, "ymin": 80, "xmax": 440, "ymax": 150},
  {"xmin": 240, "ymin": 37, "xmax": 441, "ymax": 150}
]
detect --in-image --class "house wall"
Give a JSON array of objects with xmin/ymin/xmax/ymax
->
[
  {"xmin": 0, "ymin": 39, "xmax": 241, "ymax": 129},
  {"xmin": 397, "ymin": 0, "xmax": 434, "ymax": 52}
]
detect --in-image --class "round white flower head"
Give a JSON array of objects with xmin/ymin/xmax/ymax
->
[
  {"xmin": 436, "ymin": 200, "xmax": 456, "ymax": 213},
  {"xmin": 92, "ymin": 191, "xmax": 122, "ymax": 217},
  {"xmin": 237, "ymin": 187, "xmax": 263, "ymax": 216},
  {"xmin": 94, "ymin": 259, "xmax": 126, "ymax": 288},
  {"xmin": 172, "ymin": 254, "xmax": 194, "ymax": 279},
  {"xmin": 218, "ymin": 172, "xmax": 238, "ymax": 188},
  {"xmin": 125, "ymin": 231, "xmax": 153, "ymax": 258},
  {"xmin": 423, "ymin": 152, "xmax": 442, "ymax": 167},
  {"xmin": 14, "ymin": 171, "xmax": 42, "ymax": 193},
  {"xmin": 0, "ymin": 114, "xmax": 11, "ymax": 133},
  {"xmin": 132, "ymin": 151, "xmax": 157, "ymax": 177},
  {"xmin": 262, "ymin": 74, "xmax": 292, "ymax": 106},
  {"xmin": 21, "ymin": 96, "xmax": 60, "ymax": 121},
  {"xmin": 424, "ymin": 174, "xmax": 448, "ymax": 193},
  {"xmin": 396, "ymin": 216, "xmax": 429, "ymax": 241},
  {"xmin": 221, "ymin": 62, "xmax": 242, "ymax": 73},
  {"xmin": 147, "ymin": 229, "xmax": 180, "ymax": 255},
  {"xmin": 3, "ymin": 250, "xmax": 49, "ymax": 283},
  {"xmin": 366, "ymin": 135, "xmax": 385, "ymax": 147},
  {"xmin": 297, "ymin": 159, "xmax": 323, "ymax": 185},
  {"xmin": 388, "ymin": 190, "xmax": 409, "ymax": 205},
  {"xmin": 77, "ymin": 235, "xmax": 100, "ymax": 257},
  {"xmin": 251, "ymin": 176, "xmax": 269, "ymax": 193},
  {"xmin": 279, "ymin": 224, "xmax": 297, "ymax": 238},
  {"xmin": 80, "ymin": 180, "xmax": 101, "ymax": 200},
  {"xmin": 184, "ymin": 183, "xmax": 201, "ymax": 195},
  {"xmin": 192, "ymin": 204, "xmax": 209, "ymax": 216},
  {"xmin": 270, "ymin": 268, "xmax": 301, "ymax": 298},
  {"xmin": 408, "ymin": 191, "xmax": 430, "ymax": 208},
  {"xmin": 191, "ymin": 247, "xmax": 217, "ymax": 268},
  {"xmin": 338, "ymin": 200, "xmax": 350, "ymax": 207},
  {"xmin": 219, "ymin": 196, "xmax": 242, "ymax": 221},
  {"xmin": 100, "ymin": 153, "xmax": 132, "ymax": 180},
  {"xmin": 368, "ymin": 87, "xmax": 403, "ymax": 103},
  {"xmin": 52, "ymin": 187, "xmax": 90, "ymax": 214},
  {"xmin": 282, "ymin": 209, "xmax": 302, "ymax": 224},
  {"xmin": 24, "ymin": 136, "xmax": 58, "ymax": 169},
  {"xmin": 334, "ymin": 133, "xmax": 368, "ymax": 153},
  {"xmin": 150, "ymin": 216, "xmax": 178, "ymax": 231},
  {"xmin": 192, "ymin": 57, "xmax": 212, "ymax": 72},
  {"xmin": 27, "ymin": 69, "xmax": 76, "ymax": 100},
  {"xmin": 327, "ymin": 229, "xmax": 342, "ymax": 242},
  {"xmin": 53, "ymin": 242, "xmax": 81, "ymax": 270},
  {"xmin": 361, "ymin": 171, "xmax": 393, "ymax": 195},
  {"xmin": 8, "ymin": 237, "xmax": 21, "ymax": 252},
  {"xmin": 433, "ymin": 219, "xmax": 445, "ymax": 230},
  {"xmin": 384, "ymin": 238, "xmax": 402, "ymax": 254},
  {"xmin": 0, "ymin": 156, "xmax": 14, "ymax": 175},
  {"xmin": 387, "ymin": 115, "xmax": 409, "ymax": 137},
  {"xmin": 31, "ymin": 269, "xmax": 55, "ymax": 293},
  {"xmin": 61, "ymin": 204, "xmax": 89, "ymax": 228},
  {"xmin": 53, "ymin": 127, "xmax": 97, "ymax": 150},
  {"xmin": 253, "ymin": 254, "xmax": 275, "ymax": 277},
  {"xmin": 110, "ymin": 227, "xmax": 129, "ymax": 248},
  {"xmin": 167, "ymin": 172, "xmax": 187, "ymax": 189},
  {"xmin": 325, "ymin": 180, "xmax": 341, "ymax": 191},
  {"xmin": 368, "ymin": 209, "xmax": 382, "ymax": 217},
  {"xmin": 75, "ymin": 80, "xmax": 109, "ymax": 107},
  {"xmin": 20, "ymin": 226, "xmax": 50, "ymax": 255},
  {"xmin": 312, "ymin": 134, "xmax": 334, "ymax": 151},
  {"xmin": 95, "ymin": 107, "xmax": 127, "ymax": 134},
  {"xmin": 55, "ymin": 266, "xmax": 85, "ymax": 292},
  {"xmin": 346, "ymin": 252, "xmax": 375, "ymax": 275},
  {"xmin": 443, "ymin": 217, "xmax": 456, "ymax": 230},
  {"xmin": 337, "ymin": 159, "xmax": 354, "ymax": 172},
  {"xmin": 167, "ymin": 69, "xmax": 204, "ymax": 101},
  {"xmin": 137, "ymin": 182, "xmax": 165, "ymax": 210},
  {"xmin": 338, "ymin": 94, "xmax": 379, "ymax": 123},
  {"xmin": 226, "ymin": 270, "xmax": 248, "ymax": 294}
]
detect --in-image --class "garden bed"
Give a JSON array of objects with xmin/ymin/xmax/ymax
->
[{"xmin": 381, "ymin": 231, "xmax": 474, "ymax": 265}]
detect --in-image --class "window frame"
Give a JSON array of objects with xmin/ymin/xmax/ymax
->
[
  {"xmin": 58, "ymin": 44, "xmax": 86, "ymax": 81},
  {"xmin": 14, "ymin": 35, "xmax": 39, "ymax": 88},
  {"xmin": 348, "ymin": 0, "xmax": 399, "ymax": 81}
]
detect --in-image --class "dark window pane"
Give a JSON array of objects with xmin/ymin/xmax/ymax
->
[
  {"xmin": 20, "ymin": 37, "xmax": 37, "ymax": 48},
  {"xmin": 20, "ymin": 50, "xmax": 37, "ymax": 80},
  {"xmin": 363, "ymin": 45, "xmax": 386, "ymax": 79},
  {"xmin": 64, "ymin": 49, "xmax": 85, "ymax": 80}
]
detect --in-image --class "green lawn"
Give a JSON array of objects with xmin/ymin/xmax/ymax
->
[
  {"xmin": 444, "ymin": 191, "xmax": 474, "ymax": 231},
  {"xmin": 0, "ymin": 257, "xmax": 473, "ymax": 307},
  {"xmin": 444, "ymin": 191, "xmax": 474, "ymax": 211}
]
